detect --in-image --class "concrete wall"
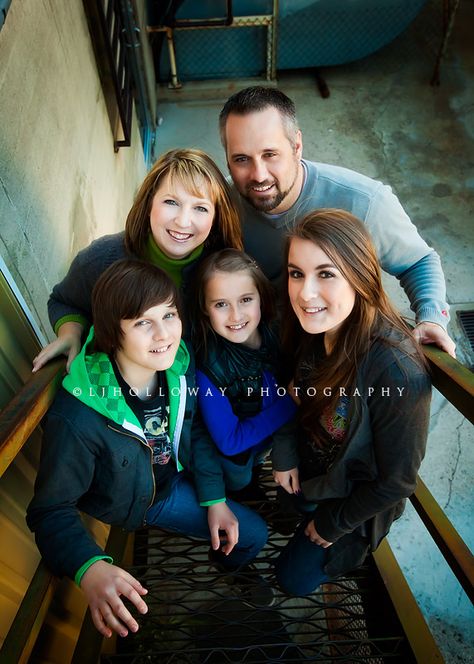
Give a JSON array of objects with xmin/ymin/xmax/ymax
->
[
  {"xmin": 0, "ymin": 0, "xmax": 148, "ymax": 340},
  {"xmin": 0, "ymin": 2, "xmax": 151, "ymax": 658}
]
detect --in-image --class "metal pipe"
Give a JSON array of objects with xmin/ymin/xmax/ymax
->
[
  {"xmin": 270, "ymin": 0, "xmax": 279, "ymax": 81},
  {"xmin": 165, "ymin": 26, "xmax": 181, "ymax": 89},
  {"xmin": 119, "ymin": 0, "xmax": 157, "ymax": 160}
]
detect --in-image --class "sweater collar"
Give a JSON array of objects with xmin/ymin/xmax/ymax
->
[{"xmin": 144, "ymin": 234, "xmax": 204, "ymax": 287}]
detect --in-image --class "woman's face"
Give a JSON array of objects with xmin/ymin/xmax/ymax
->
[
  {"xmin": 149, "ymin": 175, "xmax": 215, "ymax": 259},
  {"xmin": 288, "ymin": 237, "xmax": 356, "ymax": 345}
]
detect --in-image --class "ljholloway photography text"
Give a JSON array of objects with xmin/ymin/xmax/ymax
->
[{"xmin": 71, "ymin": 385, "xmax": 407, "ymax": 399}]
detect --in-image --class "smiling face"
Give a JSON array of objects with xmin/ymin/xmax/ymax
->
[
  {"xmin": 224, "ymin": 107, "xmax": 303, "ymax": 214},
  {"xmin": 205, "ymin": 270, "xmax": 262, "ymax": 349},
  {"xmin": 149, "ymin": 175, "xmax": 215, "ymax": 259},
  {"xmin": 288, "ymin": 237, "xmax": 356, "ymax": 350},
  {"xmin": 115, "ymin": 301, "xmax": 182, "ymax": 388}
]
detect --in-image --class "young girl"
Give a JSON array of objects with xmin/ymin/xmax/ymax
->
[
  {"xmin": 272, "ymin": 209, "xmax": 431, "ymax": 596},
  {"xmin": 32, "ymin": 148, "xmax": 242, "ymax": 372},
  {"xmin": 192, "ymin": 249, "xmax": 296, "ymax": 500},
  {"xmin": 27, "ymin": 259, "xmax": 268, "ymax": 639}
]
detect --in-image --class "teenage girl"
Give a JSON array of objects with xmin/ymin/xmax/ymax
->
[
  {"xmin": 272, "ymin": 209, "xmax": 431, "ymax": 595},
  {"xmin": 33, "ymin": 148, "xmax": 242, "ymax": 372},
  {"xmin": 192, "ymin": 248, "xmax": 296, "ymax": 499}
]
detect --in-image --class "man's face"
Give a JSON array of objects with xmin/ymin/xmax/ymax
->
[{"xmin": 224, "ymin": 107, "xmax": 303, "ymax": 214}]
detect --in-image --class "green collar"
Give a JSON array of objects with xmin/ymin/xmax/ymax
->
[
  {"xmin": 144, "ymin": 234, "xmax": 204, "ymax": 287},
  {"xmin": 63, "ymin": 326, "xmax": 190, "ymax": 439}
]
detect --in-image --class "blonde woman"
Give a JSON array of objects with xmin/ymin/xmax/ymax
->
[{"xmin": 33, "ymin": 148, "xmax": 242, "ymax": 371}]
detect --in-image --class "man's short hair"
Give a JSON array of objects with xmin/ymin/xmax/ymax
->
[
  {"xmin": 92, "ymin": 259, "xmax": 181, "ymax": 355},
  {"xmin": 219, "ymin": 86, "xmax": 299, "ymax": 148}
]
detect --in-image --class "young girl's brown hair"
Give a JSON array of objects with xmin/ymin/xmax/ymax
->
[{"xmin": 192, "ymin": 248, "xmax": 275, "ymax": 360}]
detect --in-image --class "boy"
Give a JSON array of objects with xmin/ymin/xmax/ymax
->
[{"xmin": 27, "ymin": 259, "xmax": 268, "ymax": 639}]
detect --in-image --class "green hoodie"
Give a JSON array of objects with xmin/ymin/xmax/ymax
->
[{"xmin": 63, "ymin": 327, "xmax": 190, "ymax": 470}]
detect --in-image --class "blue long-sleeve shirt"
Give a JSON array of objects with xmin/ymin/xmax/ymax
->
[{"xmin": 196, "ymin": 369, "xmax": 297, "ymax": 457}]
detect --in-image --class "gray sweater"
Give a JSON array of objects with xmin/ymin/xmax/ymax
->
[
  {"xmin": 48, "ymin": 232, "xmax": 129, "ymax": 333},
  {"xmin": 238, "ymin": 160, "xmax": 449, "ymax": 328}
]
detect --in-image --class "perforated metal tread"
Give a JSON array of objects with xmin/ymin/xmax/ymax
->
[
  {"xmin": 458, "ymin": 310, "xmax": 474, "ymax": 353},
  {"xmin": 101, "ymin": 476, "xmax": 415, "ymax": 663}
]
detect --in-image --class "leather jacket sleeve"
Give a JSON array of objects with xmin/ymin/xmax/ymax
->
[{"xmin": 26, "ymin": 412, "xmax": 108, "ymax": 579}]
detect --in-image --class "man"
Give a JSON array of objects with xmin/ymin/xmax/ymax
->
[{"xmin": 219, "ymin": 86, "xmax": 455, "ymax": 357}]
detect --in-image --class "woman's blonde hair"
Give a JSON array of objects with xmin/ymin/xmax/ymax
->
[
  {"xmin": 125, "ymin": 148, "xmax": 243, "ymax": 256},
  {"xmin": 282, "ymin": 208, "xmax": 425, "ymax": 437}
]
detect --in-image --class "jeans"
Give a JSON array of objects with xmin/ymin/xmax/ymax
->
[
  {"xmin": 146, "ymin": 472, "xmax": 268, "ymax": 569},
  {"xmin": 275, "ymin": 519, "xmax": 329, "ymax": 596},
  {"xmin": 220, "ymin": 441, "xmax": 271, "ymax": 492}
]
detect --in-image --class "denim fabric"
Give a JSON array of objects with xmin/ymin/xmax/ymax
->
[
  {"xmin": 275, "ymin": 520, "xmax": 329, "ymax": 596},
  {"xmin": 146, "ymin": 473, "xmax": 268, "ymax": 569},
  {"xmin": 219, "ymin": 442, "xmax": 271, "ymax": 492}
]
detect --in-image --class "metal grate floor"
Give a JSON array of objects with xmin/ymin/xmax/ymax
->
[
  {"xmin": 458, "ymin": 310, "xmax": 474, "ymax": 353},
  {"xmin": 101, "ymin": 474, "xmax": 415, "ymax": 663}
]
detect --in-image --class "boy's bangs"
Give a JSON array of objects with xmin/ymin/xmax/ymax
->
[{"xmin": 124, "ymin": 292, "xmax": 178, "ymax": 322}]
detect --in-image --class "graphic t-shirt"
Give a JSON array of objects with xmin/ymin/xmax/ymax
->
[
  {"xmin": 297, "ymin": 336, "xmax": 350, "ymax": 479},
  {"xmin": 112, "ymin": 363, "xmax": 177, "ymax": 501}
]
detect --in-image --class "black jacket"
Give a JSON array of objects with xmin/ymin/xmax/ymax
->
[
  {"xmin": 26, "ymin": 334, "xmax": 216, "ymax": 579},
  {"xmin": 272, "ymin": 333, "xmax": 431, "ymax": 577}
]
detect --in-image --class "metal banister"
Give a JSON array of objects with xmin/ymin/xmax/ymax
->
[
  {"xmin": 0, "ymin": 358, "xmax": 65, "ymax": 478},
  {"xmin": 0, "ymin": 358, "xmax": 131, "ymax": 663},
  {"xmin": 0, "ymin": 342, "xmax": 472, "ymax": 663},
  {"xmin": 0, "ymin": 360, "xmax": 64, "ymax": 663},
  {"xmin": 423, "ymin": 344, "xmax": 474, "ymax": 424},
  {"xmin": 411, "ymin": 476, "xmax": 474, "ymax": 603},
  {"xmin": 370, "ymin": 345, "xmax": 474, "ymax": 663},
  {"xmin": 0, "ymin": 562, "xmax": 57, "ymax": 664},
  {"xmin": 410, "ymin": 345, "xmax": 474, "ymax": 602}
]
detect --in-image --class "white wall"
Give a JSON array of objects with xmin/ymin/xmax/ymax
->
[{"xmin": 0, "ymin": 0, "xmax": 148, "ymax": 339}]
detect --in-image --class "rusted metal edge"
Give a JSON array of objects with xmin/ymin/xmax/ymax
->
[
  {"xmin": 0, "ymin": 358, "xmax": 65, "ymax": 478},
  {"xmin": 422, "ymin": 345, "xmax": 474, "ymax": 425},
  {"xmin": 411, "ymin": 477, "xmax": 474, "ymax": 603},
  {"xmin": 373, "ymin": 539, "xmax": 445, "ymax": 663}
]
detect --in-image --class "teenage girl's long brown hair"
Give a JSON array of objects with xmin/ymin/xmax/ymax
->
[
  {"xmin": 124, "ymin": 148, "xmax": 243, "ymax": 256},
  {"xmin": 282, "ymin": 209, "xmax": 426, "ymax": 439}
]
